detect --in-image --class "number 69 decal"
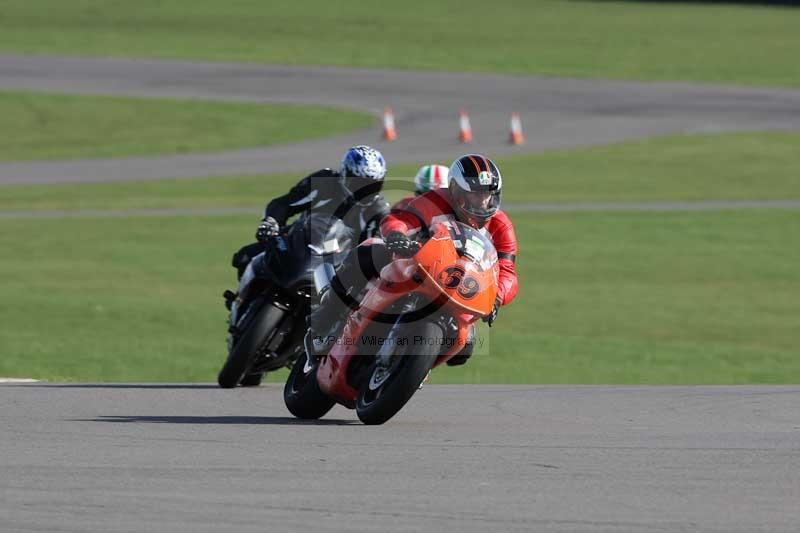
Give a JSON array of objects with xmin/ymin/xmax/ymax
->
[{"xmin": 438, "ymin": 266, "xmax": 480, "ymax": 300}]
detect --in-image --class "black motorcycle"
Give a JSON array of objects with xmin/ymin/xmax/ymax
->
[{"xmin": 217, "ymin": 213, "xmax": 354, "ymax": 388}]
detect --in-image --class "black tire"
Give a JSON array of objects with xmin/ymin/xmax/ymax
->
[
  {"xmin": 239, "ymin": 372, "xmax": 264, "ymax": 387},
  {"xmin": 284, "ymin": 351, "xmax": 336, "ymax": 419},
  {"xmin": 355, "ymin": 321, "xmax": 441, "ymax": 425},
  {"xmin": 217, "ymin": 303, "xmax": 285, "ymax": 389}
]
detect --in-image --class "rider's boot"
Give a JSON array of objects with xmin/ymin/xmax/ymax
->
[{"xmin": 304, "ymin": 280, "xmax": 350, "ymax": 360}]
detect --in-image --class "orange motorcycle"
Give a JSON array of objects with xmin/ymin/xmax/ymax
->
[{"xmin": 283, "ymin": 221, "xmax": 498, "ymax": 424}]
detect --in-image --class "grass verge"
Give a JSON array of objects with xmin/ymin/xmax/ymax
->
[
  {"xmin": 0, "ymin": 210, "xmax": 797, "ymax": 383},
  {"xmin": 1, "ymin": 1, "xmax": 799, "ymax": 87}
]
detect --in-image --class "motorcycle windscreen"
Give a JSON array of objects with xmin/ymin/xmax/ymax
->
[{"xmin": 450, "ymin": 223, "xmax": 498, "ymax": 272}]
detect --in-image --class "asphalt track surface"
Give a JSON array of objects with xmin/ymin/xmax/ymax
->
[
  {"xmin": 2, "ymin": 383, "xmax": 799, "ymax": 532},
  {"xmin": 2, "ymin": 54, "xmax": 800, "ymax": 184},
  {"xmin": 3, "ymin": 56, "xmax": 800, "ymax": 531}
]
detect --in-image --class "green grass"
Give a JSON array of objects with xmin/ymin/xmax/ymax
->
[
  {"xmin": 442, "ymin": 210, "xmax": 800, "ymax": 384},
  {"xmin": 2, "ymin": 0, "xmax": 797, "ymax": 386},
  {"xmin": 2, "ymin": 132, "xmax": 798, "ymax": 383},
  {"xmin": 2, "ymin": 132, "xmax": 799, "ymax": 212},
  {"xmin": 495, "ymin": 131, "xmax": 800, "ymax": 204},
  {"xmin": 0, "ymin": 210, "xmax": 797, "ymax": 383},
  {"xmin": 0, "ymin": 90, "xmax": 373, "ymax": 162},
  {"xmin": 1, "ymin": 1, "xmax": 799, "ymax": 87},
  {"xmin": 0, "ymin": 172, "xmax": 293, "ymax": 212}
]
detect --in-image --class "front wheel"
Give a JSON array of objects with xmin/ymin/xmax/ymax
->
[
  {"xmin": 284, "ymin": 351, "xmax": 335, "ymax": 419},
  {"xmin": 355, "ymin": 321, "xmax": 441, "ymax": 425},
  {"xmin": 218, "ymin": 302, "xmax": 285, "ymax": 388}
]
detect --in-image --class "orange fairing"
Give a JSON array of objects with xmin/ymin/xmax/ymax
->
[
  {"xmin": 414, "ymin": 224, "xmax": 497, "ymax": 317},
  {"xmin": 317, "ymin": 221, "xmax": 500, "ymax": 405}
]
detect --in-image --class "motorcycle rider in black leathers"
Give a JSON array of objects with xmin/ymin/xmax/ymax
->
[{"xmin": 226, "ymin": 144, "xmax": 390, "ymax": 303}]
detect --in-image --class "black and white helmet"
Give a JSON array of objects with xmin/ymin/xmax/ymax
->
[
  {"xmin": 448, "ymin": 154, "xmax": 502, "ymax": 229},
  {"xmin": 339, "ymin": 145, "xmax": 387, "ymax": 206}
]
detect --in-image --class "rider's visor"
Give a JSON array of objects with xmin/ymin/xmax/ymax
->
[{"xmin": 454, "ymin": 188, "xmax": 501, "ymax": 218}]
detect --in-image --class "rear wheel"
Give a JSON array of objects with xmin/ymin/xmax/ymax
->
[
  {"xmin": 355, "ymin": 321, "xmax": 441, "ymax": 425},
  {"xmin": 217, "ymin": 303, "xmax": 285, "ymax": 389},
  {"xmin": 284, "ymin": 351, "xmax": 335, "ymax": 419}
]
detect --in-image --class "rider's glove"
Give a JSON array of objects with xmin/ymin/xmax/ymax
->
[
  {"xmin": 483, "ymin": 296, "xmax": 502, "ymax": 327},
  {"xmin": 385, "ymin": 231, "xmax": 419, "ymax": 258},
  {"xmin": 255, "ymin": 216, "xmax": 280, "ymax": 242}
]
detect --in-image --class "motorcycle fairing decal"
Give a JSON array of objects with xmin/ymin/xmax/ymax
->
[
  {"xmin": 323, "ymin": 238, "xmax": 340, "ymax": 254},
  {"xmin": 464, "ymin": 235, "xmax": 486, "ymax": 261},
  {"xmin": 438, "ymin": 266, "xmax": 465, "ymax": 289},
  {"xmin": 456, "ymin": 276, "xmax": 480, "ymax": 300},
  {"xmin": 307, "ymin": 238, "xmax": 341, "ymax": 255},
  {"xmin": 433, "ymin": 264, "xmax": 484, "ymax": 303},
  {"xmin": 289, "ymin": 189, "xmax": 318, "ymax": 206},
  {"xmin": 417, "ymin": 265, "xmax": 493, "ymax": 317}
]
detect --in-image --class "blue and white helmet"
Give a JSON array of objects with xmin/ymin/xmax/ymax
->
[{"xmin": 339, "ymin": 145, "xmax": 387, "ymax": 206}]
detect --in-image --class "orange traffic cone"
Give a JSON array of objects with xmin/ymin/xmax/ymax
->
[
  {"xmin": 509, "ymin": 112, "xmax": 524, "ymax": 145},
  {"xmin": 458, "ymin": 108, "xmax": 473, "ymax": 144},
  {"xmin": 382, "ymin": 107, "xmax": 397, "ymax": 141}
]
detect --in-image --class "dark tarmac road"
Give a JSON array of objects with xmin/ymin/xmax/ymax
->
[{"xmin": 2, "ymin": 384, "xmax": 799, "ymax": 532}]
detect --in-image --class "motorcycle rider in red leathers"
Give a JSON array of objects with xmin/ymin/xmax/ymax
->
[{"xmin": 306, "ymin": 154, "xmax": 518, "ymax": 366}]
